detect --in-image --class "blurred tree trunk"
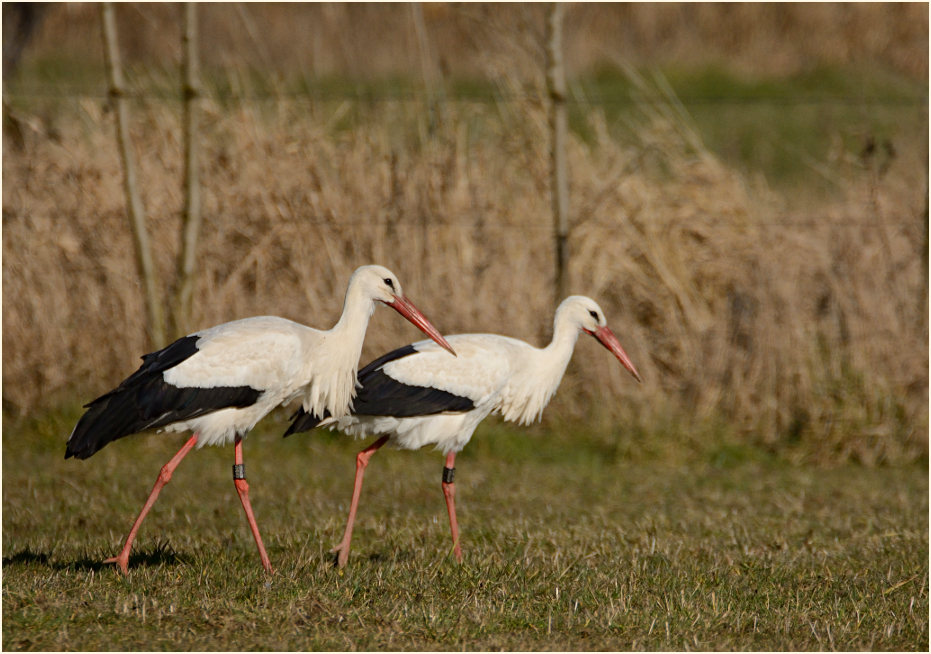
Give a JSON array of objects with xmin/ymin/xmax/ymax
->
[
  {"xmin": 410, "ymin": 2, "xmax": 444, "ymax": 135},
  {"xmin": 101, "ymin": 2, "xmax": 166, "ymax": 348},
  {"xmin": 173, "ymin": 2, "xmax": 203, "ymax": 338},
  {"xmin": 3, "ymin": 2, "xmax": 48, "ymax": 80},
  {"xmin": 546, "ymin": 3, "xmax": 569, "ymax": 310},
  {"xmin": 921, "ymin": 155, "xmax": 928, "ymax": 326}
]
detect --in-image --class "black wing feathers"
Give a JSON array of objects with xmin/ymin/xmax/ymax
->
[
  {"xmin": 284, "ymin": 343, "xmax": 474, "ymax": 438},
  {"xmin": 283, "ymin": 408, "xmax": 326, "ymax": 437},
  {"xmin": 357, "ymin": 344, "xmax": 419, "ymax": 377},
  {"xmin": 351, "ymin": 368, "xmax": 474, "ymax": 417},
  {"xmin": 353, "ymin": 344, "xmax": 474, "ymax": 417},
  {"xmin": 87, "ymin": 335, "xmax": 201, "ymax": 405},
  {"xmin": 66, "ymin": 335, "xmax": 261, "ymax": 460}
]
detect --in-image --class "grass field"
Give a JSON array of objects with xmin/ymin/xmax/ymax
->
[
  {"xmin": 3, "ymin": 5, "xmax": 927, "ymax": 650},
  {"xmin": 2, "ymin": 408, "xmax": 927, "ymax": 650}
]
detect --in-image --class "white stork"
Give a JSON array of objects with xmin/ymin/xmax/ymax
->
[
  {"xmin": 285, "ymin": 295, "xmax": 641, "ymax": 567},
  {"xmin": 66, "ymin": 264, "xmax": 455, "ymax": 574}
]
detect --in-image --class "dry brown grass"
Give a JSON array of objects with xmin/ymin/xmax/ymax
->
[
  {"xmin": 3, "ymin": 3, "xmax": 927, "ymax": 465},
  {"xmin": 3, "ymin": 79, "xmax": 927, "ymax": 465}
]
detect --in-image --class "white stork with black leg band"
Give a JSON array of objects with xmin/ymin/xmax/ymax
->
[
  {"xmin": 285, "ymin": 295, "xmax": 642, "ymax": 568},
  {"xmin": 65, "ymin": 265, "xmax": 456, "ymax": 575}
]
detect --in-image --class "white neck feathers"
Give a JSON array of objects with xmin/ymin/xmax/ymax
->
[
  {"xmin": 301, "ymin": 275, "xmax": 377, "ymax": 419},
  {"xmin": 500, "ymin": 311, "xmax": 581, "ymax": 425}
]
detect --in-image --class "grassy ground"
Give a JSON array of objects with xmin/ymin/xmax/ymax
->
[
  {"xmin": 4, "ymin": 17, "xmax": 928, "ymax": 647},
  {"xmin": 4, "ymin": 8, "xmax": 926, "ymax": 648},
  {"xmin": 3, "ymin": 408, "xmax": 927, "ymax": 650}
]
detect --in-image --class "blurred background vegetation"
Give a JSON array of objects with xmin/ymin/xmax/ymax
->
[{"xmin": 3, "ymin": 2, "xmax": 928, "ymax": 465}]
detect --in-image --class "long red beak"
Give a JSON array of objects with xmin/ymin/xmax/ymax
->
[
  {"xmin": 387, "ymin": 295, "xmax": 456, "ymax": 356},
  {"xmin": 588, "ymin": 325, "xmax": 641, "ymax": 383}
]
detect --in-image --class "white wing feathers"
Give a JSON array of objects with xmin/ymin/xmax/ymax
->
[{"xmin": 162, "ymin": 317, "xmax": 309, "ymax": 393}]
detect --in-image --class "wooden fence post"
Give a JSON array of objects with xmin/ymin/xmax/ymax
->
[
  {"xmin": 101, "ymin": 2, "xmax": 166, "ymax": 347},
  {"xmin": 546, "ymin": 2, "xmax": 569, "ymax": 310},
  {"xmin": 174, "ymin": 2, "xmax": 203, "ymax": 337}
]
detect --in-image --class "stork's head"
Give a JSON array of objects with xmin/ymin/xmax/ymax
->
[
  {"xmin": 558, "ymin": 295, "xmax": 641, "ymax": 382},
  {"xmin": 351, "ymin": 265, "xmax": 456, "ymax": 356}
]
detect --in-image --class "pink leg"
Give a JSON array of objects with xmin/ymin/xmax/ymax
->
[
  {"xmin": 331, "ymin": 435, "xmax": 390, "ymax": 568},
  {"xmin": 442, "ymin": 452, "xmax": 463, "ymax": 563},
  {"xmin": 232, "ymin": 435, "xmax": 273, "ymax": 574},
  {"xmin": 105, "ymin": 434, "xmax": 199, "ymax": 574}
]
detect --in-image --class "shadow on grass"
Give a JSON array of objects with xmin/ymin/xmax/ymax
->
[
  {"xmin": 2, "ymin": 547, "xmax": 51, "ymax": 567},
  {"xmin": 3, "ymin": 542, "xmax": 189, "ymax": 572}
]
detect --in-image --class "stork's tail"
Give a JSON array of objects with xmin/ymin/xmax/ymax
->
[
  {"xmin": 66, "ymin": 335, "xmax": 204, "ymax": 460},
  {"xmin": 65, "ymin": 391, "xmax": 143, "ymax": 460},
  {"xmin": 283, "ymin": 407, "xmax": 328, "ymax": 437},
  {"xmin": 65, "ymin": 333, "xmax": 263, "ymax": 460}
]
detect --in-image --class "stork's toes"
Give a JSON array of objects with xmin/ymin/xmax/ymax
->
[
  {"xmin": 104, "ymin": 554, "xmax": 129, "ymax": 575},
  {"xmin": 329, "ymin": 543, "xmax": 350, "ymax": 568}
]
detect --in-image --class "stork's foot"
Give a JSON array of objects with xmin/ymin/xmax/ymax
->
[
  {"xmin": 104, "ymin": 554, "xmax": 130, "ymax": 575},
  {"xmin": 329, "ymin": 542, "xmax": 350, "ymax": 568}
]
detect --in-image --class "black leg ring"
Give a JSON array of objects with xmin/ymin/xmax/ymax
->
[
  {"xmin": 442, "ymin": 466, "xmax": 455, "ymax": 484},
  {"xmin": 232, "ymin": 464, "xmax": 246, "ymax": 480}
]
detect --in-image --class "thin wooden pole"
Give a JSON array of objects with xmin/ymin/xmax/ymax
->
[
  {"xmin": 101, "ymin": 2, "xmax": 166, "ymax": 347},
  {"xmin": 546, "ymin": 3, "xmax": 569, "ymax": 311},
  {"xmin": 411, "ymin": 2, "xmax": 444, "ymax": 135},
  {"xmin": 921, "ymin": 158, "xmax": 928, "ymax": 324},
  {"xmin": 174, "ymin": 2, "xmax": 203, "ymax": 337}
]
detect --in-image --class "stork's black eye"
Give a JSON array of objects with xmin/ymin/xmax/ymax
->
[
  {"xmin": 384, "ymin": 278, "xmax": 395, "ymax": 289},
  {"xmin": 589, "ymin": 310, "xmax": 599, "ymax": 320}
]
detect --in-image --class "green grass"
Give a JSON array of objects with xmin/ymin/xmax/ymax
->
[
  {"xmin": 572, "ymin": 64, "xmax": 928, "ymax": 200},
  {"xmin": 3, "ymin": 408, "xmax": 927, "ymax": 650},
  {"xmin": 8, "ymin": 59, "xmax": 926, "ymax": 202}
]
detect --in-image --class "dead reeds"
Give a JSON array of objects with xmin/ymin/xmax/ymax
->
[{"xmin": 2, "ymin": 81, "xmax": 926, "ymax": 464}]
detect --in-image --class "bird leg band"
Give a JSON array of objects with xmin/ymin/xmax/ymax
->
[
  {"xmin": 442, "ymin": 466, "xmax": 455, "ymax": 484},
  {"xmin": 232, "ymin": 464, "xmax": 246, "ymax": 480}
]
